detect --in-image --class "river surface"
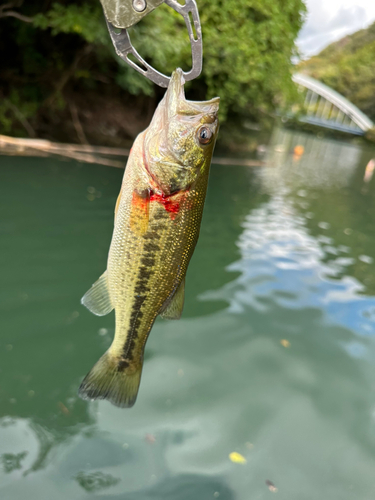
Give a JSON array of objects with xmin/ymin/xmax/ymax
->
[{"xmin": 1, "ymin": 128, "xmax": 375, "ymax": 499}]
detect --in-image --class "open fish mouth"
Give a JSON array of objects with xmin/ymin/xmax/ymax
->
[{"xmin": 167, "ymin": 68, "xmax": 220, "ymax": 118}]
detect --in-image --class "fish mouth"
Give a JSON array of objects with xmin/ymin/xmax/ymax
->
[
  {"xmin": 167, "ymin": 68, "xmax": 220, "ymax": 118},
  {"xmin": 169, "ymin": 68, "xmax": 186, "ymax": 100}
]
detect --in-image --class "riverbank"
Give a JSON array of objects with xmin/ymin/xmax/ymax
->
[{"xmin": 0, "ymin": 135, "xmax": 265, "ymax": 168}]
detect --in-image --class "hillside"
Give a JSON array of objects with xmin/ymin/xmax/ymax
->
[{"xmin": 299, "ymin": 21, "xmax": 375, "ymax": 121}]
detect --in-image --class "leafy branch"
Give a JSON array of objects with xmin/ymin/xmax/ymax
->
[{"xmin": 0, "ymin": 1, "xmax": 33, "ymax": 22}]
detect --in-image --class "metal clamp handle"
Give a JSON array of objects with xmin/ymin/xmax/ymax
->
[
  {"xmin": 106, "ymin": 0, "xmax": 203, "ymax": 87},
  {"xmin": 101, "ymin": 0, "xmax": 165, "ymax": 30}
]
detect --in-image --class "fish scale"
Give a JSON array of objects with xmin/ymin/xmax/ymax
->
[{"xmin": 79, "ymin": 69, "xmax": 219, "ymax": 408}]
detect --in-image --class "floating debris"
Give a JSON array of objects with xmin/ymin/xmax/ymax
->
[
  {"xmin": 280, "ymin": 339, "xmax": 290, "ymax": 348},
  {"xmin": 58, "ymin": 402, "xmax": 70, "ymax": 415},
  {"xmin": 229, "ymin": 452, "xmax": 247, "ymax": 464},
  {"xmin": 294, "ymin": 145, "xmax": 304, "ymax": 157},
  {"xmin": 364, "ymin": 159, "xmax": 375, "ymax": 183},
  {"xmin": 145, "ymin": 433, "xmax": 156, "ymax": 444},
  {"xmin": 266, "ymin": 480, "xmax": 278, "ymax": 493}
]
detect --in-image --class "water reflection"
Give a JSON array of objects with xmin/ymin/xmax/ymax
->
[
  {"xmin": 2, "ymin": 131, "xmax": 375, "ymax": 499},
  {"xmin": 262, "ymin": 127, "xmax": 362, "ymax": 189},
  {"xmin": 255, "ymin": 128, "xmax": 375, "ymax": 294},
  {"xmin": 2, "ymin": 452, "xmax": 27, "ymax": 473},
  {"xmin": 203, "ymin": 187, "xmax": 375, "ymax": 336},
  {"xmin": 93, "ymin": 475, "xmax": 234, "ymax": 500},
  {"xmin": 75, "ymin": 471, "xmax": 120, "ymax": 492}
]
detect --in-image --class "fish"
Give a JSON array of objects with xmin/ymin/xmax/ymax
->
[{"xmin": 78, "ymin": 69, "xmax": 220, "ymax": 408}]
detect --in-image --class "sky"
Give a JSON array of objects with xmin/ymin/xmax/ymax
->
[{"xmin": 297, "ymin": 0, "xmax": 375, "ymax": 58}]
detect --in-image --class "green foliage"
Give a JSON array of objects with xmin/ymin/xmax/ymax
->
[
  {"xmin": 199, "ymin": 0, "xmax": 306, "ymax": 117},
  {"xmin": 299, "ymin": 21, "xmax": 375, "ymax": 121},
  {"xmin": 0, "ymin": 89, "xmax": 40, "ymax": 137},
  {"xmin": 0, "ymin": 0, "xmax": 306, "ymax": 141},
  {"xmin": 132, "ymin": 0, "xmax": 306, "ymax": 117},
  {"xmin": 33, "ymin": 3, "xmax": 107, "ymax": 43}
]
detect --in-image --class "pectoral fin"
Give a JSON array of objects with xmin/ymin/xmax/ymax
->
[
  {"xmin": 81, "ymin": 271, "xmax": 114, "ymax": 316},
  {"xmin": 160, "ymin": 277, "xmax": 185, "ymax": 320}
]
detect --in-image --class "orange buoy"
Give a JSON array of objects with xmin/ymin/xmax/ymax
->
[{"xmin": 294, "ymin": 145, "xmax": 304, "ymax": 156}]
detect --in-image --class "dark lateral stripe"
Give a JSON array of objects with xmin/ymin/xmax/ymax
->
[
  {"xmin": 120, "ymin": 295, "xmax": 146, "ymax": 366},
  {"xmin": 144, "ymin": 242, "xmax": 160, "ymax": 252},
  {"xmin": 120, "ymin": 222, "xmax": 163, "ymax": 365}
]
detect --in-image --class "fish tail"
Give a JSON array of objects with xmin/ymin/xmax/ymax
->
[{"xmin": 78, "ymin": 351, "xmax": 143, "ymax": 408}]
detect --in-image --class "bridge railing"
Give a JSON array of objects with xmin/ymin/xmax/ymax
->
[{"xmin": 292, "ymin": 73, "xmax": 374, "ymax": 136}]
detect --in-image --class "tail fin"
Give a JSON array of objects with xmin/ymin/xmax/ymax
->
[{"xmin": 78, "ymin": 351, "xmax": 143, "ymax": 408}]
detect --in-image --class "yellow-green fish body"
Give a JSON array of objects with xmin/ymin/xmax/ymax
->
[{"xmin": 79, "ymin": 69, "xmax": 220, "ymax": 407}]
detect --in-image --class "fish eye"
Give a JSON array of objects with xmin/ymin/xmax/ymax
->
[{"xmin": 197, "ymin": 126, "xmax": 213, "ymax": 145}]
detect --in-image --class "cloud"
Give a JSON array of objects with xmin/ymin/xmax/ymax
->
[
  {"xmin": 328, "ymin": 6, "xmax": 367, "ymax": 30},
  {"xmin": 297, "ymin": 1, "xmax": 372, "ymax": 58}
]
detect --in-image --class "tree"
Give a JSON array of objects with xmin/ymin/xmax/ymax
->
[{"xmin": 0, "ymin": 0, "xmax": 306, "ymax": 142}]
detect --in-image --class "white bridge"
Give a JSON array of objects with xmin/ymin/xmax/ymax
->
[{"xmin": 292, "ymin": 73, "xmax": 374, "ymax": 136}]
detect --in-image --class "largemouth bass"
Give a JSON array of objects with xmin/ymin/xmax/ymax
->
[{"xmin": 79, "ymin": 69, "xmax": 220, "ymax": 408}]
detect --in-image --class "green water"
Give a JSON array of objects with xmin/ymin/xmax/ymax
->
[{"xmin": 1, "ymin": 128, "xmax": 375, "ymax": 499}]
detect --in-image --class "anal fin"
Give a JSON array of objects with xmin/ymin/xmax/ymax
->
[
  {"xmin": 81, "ymin": 271, "xmax": 114, "ymax": 316},
  {"xmin": 160, "ymin": 277, "xmax": 185, "ymax": 320}
]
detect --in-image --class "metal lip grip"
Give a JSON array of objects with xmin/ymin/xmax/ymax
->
[{"xmin": 101, "ymin": 0, "xmax": 203, "ymax": 87}]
